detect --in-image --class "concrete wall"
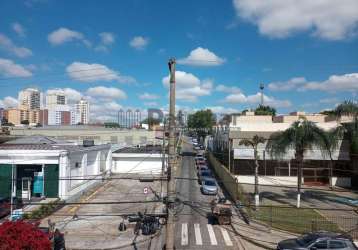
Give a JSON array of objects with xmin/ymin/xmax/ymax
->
[
  {"xmin": 235, "ymin": 175, "xmax": 351, "ymax": 188},
  {"xmin": 208, "ymin": 153, "xmax": 240, "ymax": 201},
  {"xmin": 111, "ymin": 153, "xmax": 163, "ymax": 175},
  {"xmin": 235, "ymin": 175, "xmax": 298, "ymax": 186}
]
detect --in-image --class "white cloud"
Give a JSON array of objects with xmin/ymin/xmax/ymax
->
[
  {"xmin": 86, "ymin": 86, "xmax": 127, "ymax": 100},
  {"xmin": 162, "ymin": 71, "xmax": 212, "ymax": 102},
  {"xmin": 0, "ymin": 34, "xmax": 32, "ymax": 58},
  {"xmin": 216, "ymin": 84, "xmax": 241, "ymax": 93},
  {"xmin": 0, "ymin": 96, "xmax": 18, "ymax": 108},
  {"xmin": 233, "ymin": 0, "xmax": 358, "ymax": 40},
  {"xmin": 99, "ymin": 32, "xmax": 115, "ymax": 45},
  {"xmin": 66, "ymin": 61, "xmax": 135, "ymax": 84},
  {"xmin": 48, "ymin": 27, "xmax": 89, "ymax": 46},
  {"xmin": 139, "ymin": 93, "xmax": 159, "ymax": 100},
  {"xmin": 269, "ymin": 73, "xmax": 358, "ymax": 93},
  {"xmin": 95, "ymin": 32, "xmax": 115, "ymax": 52},
  {"xmin": 90, "ymin": 101, "xmax": 123, "ymax": 121},
  {"xmin": 268, "ymin": 77, "xmax": 307, "ymax": 91},
  {"xmin": 301, "ymin": 73, "xmax": 358, "ymax": 92},
  {"xmin": 129, "ymin": 36, "xmax": 149, "ymax": 50},
  {"xmin": 0, "ymin": 58, "xmax": 32, "ymax": 77},
  {"xmin": 12, "ymin": 22, "xmax": 26, "ymax": 37},
  {"xmin": 178, "ymin": 47, "xmax": 226, "ymax": 66},
  {"xmin": 224, "ymin": 92, "xmax": 291, "ymax": 108},
  {"xmin": 46, "ymin": 88, "xmax": 82, "ymax": 103}
]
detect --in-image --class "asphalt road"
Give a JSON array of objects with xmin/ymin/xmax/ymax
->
[{"xmin": 173, "ymin": 141, "xmax": 241, "ymax": 250}]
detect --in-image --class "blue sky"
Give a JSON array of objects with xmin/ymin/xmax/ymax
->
[{"xmin": 0, "ymin": 0, "xmax": 357, "ymax": 121}]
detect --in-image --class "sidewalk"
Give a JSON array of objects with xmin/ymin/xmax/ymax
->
[{"xmin": 231, "ymin": 207, "xmax": 297, "ymax": 249}]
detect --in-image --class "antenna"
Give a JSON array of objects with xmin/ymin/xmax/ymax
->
[{"xmin": 259, "ymin": 83, "xmax": 264, "ymax": 106}]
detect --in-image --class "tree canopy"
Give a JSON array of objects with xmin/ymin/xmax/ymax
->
[
  {"xmin": 254, "ymin": 105, "xmax": 276, "ymax": 116},
  {"xmin": 187, "ymin": 109, "xmax": 215, "ymax": 136}
]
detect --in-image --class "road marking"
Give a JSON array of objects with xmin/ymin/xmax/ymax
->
[
  {"xmin": 181, "ymin": 223, "xmax": 188, "ymax": 246},
  {"xmin": 207, "ymin": 224, "xmax": 217, "ymax": 245},
  {"xmin": 194, "ymin": 223, "xmax": 202, "ymax": 245},
  {"xmin": 220, "ymin": 227, "xmax": 233, "ymax": 246}
]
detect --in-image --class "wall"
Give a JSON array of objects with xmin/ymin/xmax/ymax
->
[
  {"xmin": 208, "ymin": 153, "xmax": 239, "ymax": 201},
  {"xmin": 235, "ymin": 175, "xmax": 298, "ymax": 186},
  {"xmin": 112, "ymin": 153, "xmax": 163, "ymax": 174}
]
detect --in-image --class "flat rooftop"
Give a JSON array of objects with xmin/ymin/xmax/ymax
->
[{"xmin": 113, "ymin": 145, "xmax": 166, "ymax": 154}]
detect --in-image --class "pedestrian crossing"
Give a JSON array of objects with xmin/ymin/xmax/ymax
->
[{"xmin": 180, "ymin": 223, "xmax": 234, "ymax": 247}]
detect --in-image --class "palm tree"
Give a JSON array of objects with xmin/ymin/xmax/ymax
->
[
  {"xmin": 266, "ymin": 120, "xmax": 326, "ymax": 208},
  {"xmin": 335, "ymin": 101, "xmax": 358, "ymax": 155},
  {"xmin": 319, "ymin": 127, "xmax": 343, "ymax": 189},
  {"xmin": 239, "ymin": 135, "xmax": 265, "ymax": 207},
  {"xmin": 335, "ymin": 101, "xmax": 358, "ymax": 188}
]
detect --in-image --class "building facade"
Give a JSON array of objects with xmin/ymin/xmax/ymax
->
[
  {"xmin": 76, "ymin": 99, "xmax": 89, "ymax": 124},
  {"xmin": 18, "ymin": 88, "xmax": 41, "ymax": 110},
  {"xmin": 0, "ymin": 136, "xmax": 112, "ymax": 201},
  {"xmin": 211, "ymin": 112, "xmax": 352, "ymax": 188}
]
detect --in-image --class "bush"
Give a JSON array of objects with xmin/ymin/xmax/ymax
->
[{"xmin": 0, "ymin": 220, "xmax": 51, "ymax": 250}]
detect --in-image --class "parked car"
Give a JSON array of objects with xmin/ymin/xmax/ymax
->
[
  {"xmin": 197, "ymin": 165, "xmax": 210, "ymax": 174},
  {"xmin": 201, "ymin": 178, "xmax": 218, "ymax": 195},
  {"xmin": 277, "ymin": 231, "xmax": 357, "ymax": 250},
  {"xmin": 198, "ymin": 171, "xmax": 213, "ymax": 184}
]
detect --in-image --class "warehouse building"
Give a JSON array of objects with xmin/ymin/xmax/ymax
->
[{"xmin": 0, "ymin": 136, "xmax": 111, "ymax": 201}]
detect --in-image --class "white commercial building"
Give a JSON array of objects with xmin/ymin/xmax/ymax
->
[
  {"xmin": 211, "ymin": 112, "xmax": 352, "ymax": 187},
  {"xmin": 0, "ymin": 136, "xmax": 112, "ymax": 201},
  {"xmin": 112, "ymin": 145, "xmax": 166, "ymax": 175}
]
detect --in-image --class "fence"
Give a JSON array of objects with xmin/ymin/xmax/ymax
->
[{"xmin": 251, "ymin": 205, "xmax": 358, "ymax": 239}]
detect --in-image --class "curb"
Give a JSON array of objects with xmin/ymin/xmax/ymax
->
[{"xmin": 230, "ymin": 223, "xmax": 276, "ymax": 250}]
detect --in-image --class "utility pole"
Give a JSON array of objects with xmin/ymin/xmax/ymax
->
[{"xmin": 166, "ymin": 58, "xmax": 176, "ymax": 250}]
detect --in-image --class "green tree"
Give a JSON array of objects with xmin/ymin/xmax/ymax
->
[
  {"xmin": 335, "ymin": 100, "xmax": 358, "ymax": 154},
  {"xmin": 266, "ymin": 120, "xmax": 326, "ymax": 208},
  {"xmin": 254, "ymin": 105, "xmax": 276, "ymax": 116},
  {"xmin": 104, "ymin": 122, "xmax": 120, "ymax": 128},
  {"xmin": 320, "ymin": 127, "xmax": 343, "ymax": 189},
  {"xmin": 187, "ymin": 109, "xmax": 215, "ymax": 138},
  {"xmin": 239, "ymin": 135, "xmax": 265, "ymax": 207}
]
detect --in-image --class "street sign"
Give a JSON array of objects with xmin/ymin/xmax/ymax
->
[{"xmin": 143, "ymin": 187, "xmax": 149, "ymax": 195}]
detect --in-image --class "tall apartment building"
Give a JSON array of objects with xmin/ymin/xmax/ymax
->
[
  {"xmin": 46, "ymin": 92, "xmax": 67, "ymax": 107},
  {"xmin": 18, "ymin": 88, "xmax": 41, "ymax": 110},
  {"xmin": 76, "ymin": 99, "xmax": 89, "ymax": 124},
  {"xmin": 47, "ymin": 105, "xmax": 77, "ymax": 125}
]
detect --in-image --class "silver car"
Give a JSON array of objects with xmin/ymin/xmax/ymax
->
[
  {"xmin": 277, "ymin": 231, "xmax": 358, "ymax": 250},
  {"xmin": 201, "ymin": 178, "xmax": 218, "ymax": 195}
]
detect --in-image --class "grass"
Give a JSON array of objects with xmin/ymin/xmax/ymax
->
[{"xmin": 253, "ymin": 206, "xmax": 341, "ymax": 234}]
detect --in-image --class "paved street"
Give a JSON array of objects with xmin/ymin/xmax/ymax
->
[
  {"xmin": 174, "ymin": 140, "xmax": 244, "ymax": 250},
  {"xmin": 41, "ymin": 177, "xmax": 164, "ymax": 249}
]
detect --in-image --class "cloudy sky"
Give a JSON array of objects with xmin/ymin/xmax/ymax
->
[{"xmin": 0, "ymin": 0, "xmax": 357, "ymax": 120}]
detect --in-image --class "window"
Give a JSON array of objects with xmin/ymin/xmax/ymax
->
[
  {"xmin": 313, "ymin": 240, "xmax": 328, "ymax": 249},
  {"xmin": 329, "ymin": 240, "xmax": 346, "ymax": 249}
]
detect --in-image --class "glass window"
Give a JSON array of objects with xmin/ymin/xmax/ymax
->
[
  {"xmin": 329, "ymin": 240, "xmax": 346, "ymax": 249},
  {"xmin": 313, "ymin": 240, "xmax": 328, "ymax": 249}
]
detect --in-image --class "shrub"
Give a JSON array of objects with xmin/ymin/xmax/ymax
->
[{"xmin": 0, "ymin": 220, "xmax": 51, "ymax": 250}]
